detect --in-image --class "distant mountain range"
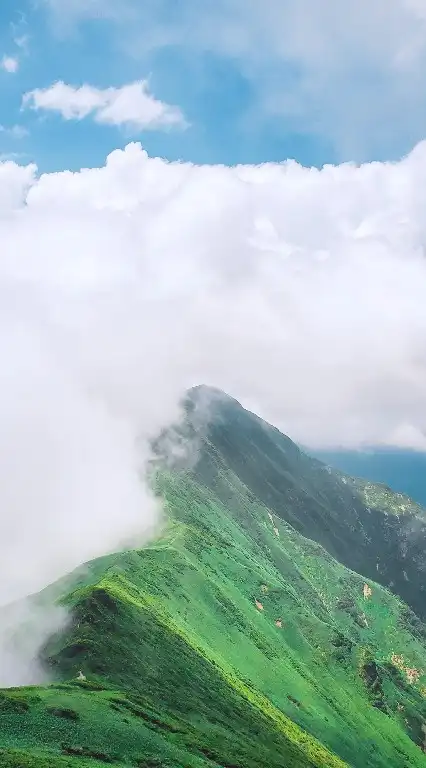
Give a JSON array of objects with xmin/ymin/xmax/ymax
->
[
  {"xmin": 1, "ymin": 386, "xmax": 426, "ymax": 768},
  {"xmin": 312, "ymin": 448, "xmax": 426, "ymax": 507}
]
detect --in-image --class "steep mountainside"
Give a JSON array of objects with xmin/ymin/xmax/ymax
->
[
  {"xmin": 185, "ymin": 387, "xmax": 426, "ymax": 620},
  {"xmin": 1, "ymin": 388, "xmax": 426, "ymax": 768}
]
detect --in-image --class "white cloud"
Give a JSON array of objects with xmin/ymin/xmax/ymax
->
[
  {"xmin": 0, "ymin": 599, "xmax": 66, "ymax": 687},
  {"xmin": 13, "ymin": 34, "xmax": 29, "ymax": 52},
  {"xmin": 9, "ymin": 125, "xmax": 28, "ymax": 139},
  {"xmin": 39, "ymin": 0, "xmax": 426, "ymax": 160},
  {"xmin": 2, "ymin": 141, "xmax": 426, "ymax": 679},
  {"xmin": 23, "ymin": 80, "xmax": 187, "ymax": 131},
  {"xmin": 0, "ymin": 124, "xmax": 29, "ymax": 139},
  {"xmin": 12, "ymin": 139, "xmax": 426, "ymax": 458},
  {"xmin": 41, "ymin": 0, "xmax": 132, "ymax": 28},
  {"xmin": 1, "ymin": 55, "xmax": 19, "ymax": 73}
]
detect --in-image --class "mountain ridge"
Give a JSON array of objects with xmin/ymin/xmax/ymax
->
[
  {"xmin": 312, "ymin": 448, "xmax": 426, "ymax": 508},
  {"xmin": 1, "ymin": 387, "xmax": 426, "ymax": 767},
  {"xmin": 184, "ymin": 386, "xmax": 426, "ymax": 620}
]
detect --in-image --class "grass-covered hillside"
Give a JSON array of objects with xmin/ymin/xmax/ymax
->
[
  {"xmin": 1, "ymin": 387, "xmax": 426, "ymax": 768},
  {"xmin": 185, "ymin": 386, "xmax": 426, "ymax": 620}
]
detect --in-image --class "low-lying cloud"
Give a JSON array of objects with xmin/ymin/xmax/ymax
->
[
  {"xmin": 0, "ymin": 599, "xmax": 67, "ymax": 687},
  {"xmin": 1, "ymin": 141, "xmax": 426, "ymax": 681}
]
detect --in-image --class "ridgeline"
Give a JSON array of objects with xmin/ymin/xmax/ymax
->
[{"xmin": 1, "ymin": 387, "xmax": 426, "ymax": 768}]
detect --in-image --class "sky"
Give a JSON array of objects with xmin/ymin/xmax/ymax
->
[
  {"xmin": 3, "ymin": 0, "xmax": 426, "ymax": 670},
  {"xmin": 4, "ymin": 1, "xmax": 426, "ymax": 168}
]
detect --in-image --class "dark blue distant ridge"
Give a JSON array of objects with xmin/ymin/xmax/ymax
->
[{"xmin": 311, "ymin": 448, "xmax": 426, "ymax": 507}]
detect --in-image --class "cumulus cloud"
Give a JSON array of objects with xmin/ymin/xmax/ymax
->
[
  {"xmin": 1, "ymin": 55, "xmax": 19, "ymax": 73},
  {"xmin": 23, "ymin": 80, "xmax": 187, "ymax": 131},
  {"xmin": 8, "ymin": 138, "xmax": 426, "ymax": 455},
  {"xmin": 2, "ymin": 140, "xmax": 426, "ymax": 679}
]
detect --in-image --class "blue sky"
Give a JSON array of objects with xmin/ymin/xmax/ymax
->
[{"xmin": 2, "ymin": 1, "xmax": 426, "ymax": 171}]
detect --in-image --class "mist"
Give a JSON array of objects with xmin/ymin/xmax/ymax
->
[
  {"xmin": 0, "ymin": 599, "xmax": 68, "ymax": 687},
  {"xmin": 2, "ymin": 141, "xmax": 426, "ymax": 684}
]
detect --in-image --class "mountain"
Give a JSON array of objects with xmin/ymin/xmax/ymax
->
[
  {"xmin": 1, "ymin": 386, "xmax": 426, "ymax": 768},
  {"xmin": 311, "ymin": 448, "xmax": 426, "ymax": 509},
  {"xmin": 184, "ymin": 387, "xmax": 426, "ymax": 620}
]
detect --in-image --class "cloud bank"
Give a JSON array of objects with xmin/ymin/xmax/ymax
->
[
  {"xmin": 23, "ymin": 80, "xmax": 187, "ymax": 131},
  {"xmin": 1, "ymin": 141, "xmax": 426, "ymax": 682}
]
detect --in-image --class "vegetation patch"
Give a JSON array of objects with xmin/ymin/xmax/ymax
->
[
  {"xmin": 61, "ymin": 746, "xmax": 116, "ymax": 763},
  {"xmin": 47, "ymin": 707, "xmax": 79, "ymax": 721}
]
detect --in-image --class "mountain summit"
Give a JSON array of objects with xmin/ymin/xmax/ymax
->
[{"xmin": 1, "ymin": 389, "xmax": 426, "ymax": 768}]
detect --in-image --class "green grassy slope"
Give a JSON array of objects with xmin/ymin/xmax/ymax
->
[{"xmin": 1, "ymin": 390, "xmax": 426, "ymax": 767}]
